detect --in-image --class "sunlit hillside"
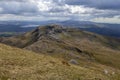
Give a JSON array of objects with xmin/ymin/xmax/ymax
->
[{"xmin": 0, "ymin": 41, "xmax": 120, "ymax": 80}]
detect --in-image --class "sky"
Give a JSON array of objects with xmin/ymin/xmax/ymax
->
[{"xmin": 0, "ymin": 0, "xmax": 120, "ymax": 24}]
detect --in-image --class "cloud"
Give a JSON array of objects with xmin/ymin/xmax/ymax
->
[
  {"xmin": 0, "ymin": 1, "xmax": 38, "ymax": 15},
  {"xmin": 91, "ymin": 16, "xmax": 120, "ymax": 24},
  {"xmin": 64, "ymin": 0, "xmax": 120, "ymax": 10},
  {"xmin": 0, "ymin": 0, "xmax": 119, "ymax": 24}
]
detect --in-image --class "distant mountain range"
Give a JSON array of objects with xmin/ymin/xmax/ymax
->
[
  {"xmin": 0, "ymin": 20, "xmax": 120, "ymax": 38},
  {"xmin": 59, "ymin": 20, "xmax": 120, "ymax": 38}
]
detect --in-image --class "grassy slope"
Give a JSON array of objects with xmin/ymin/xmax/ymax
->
[
  {"xmin": 60, "ymin": 29, "xmax": 120, "ymax": 69},
  {"xmin": 0, "ymin": 43, "xmax": 120, "ymax": 80},
  {"xmin": 23, "ymin": 26, "xmax": 120, "ymax": 69},
  {"xmin": 1, "ymin": 25, "xmax": 120, "ymax": 73}
]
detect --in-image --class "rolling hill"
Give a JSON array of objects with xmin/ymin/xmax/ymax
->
[
  {"xmin": 0, "ymin": 24, "xmax": 120, "ymax": 70},
  {"xmin": 59, "ymin": 20, "xmax": 120, "ymax": 38},
  {"xmin": 1, "ymin": 24, "xmax": 120, "ymax": 79}
]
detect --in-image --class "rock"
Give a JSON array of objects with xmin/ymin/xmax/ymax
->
[
  {"xmin": 104, "ymin": 69, "xmax": 108, "ymax": 74},
  {"xmin": 69, "ymin": 59, "xmax": 79, "ymax": 65},
  {"xmin": 112, "ymin": 72, "xmax": 115, "ymax": 75}
]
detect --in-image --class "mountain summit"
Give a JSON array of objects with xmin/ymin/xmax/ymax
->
[
  {"xmin": 0, "ymin": 24, "xmax": 120, "ymax": 69},
  {"xmin": 1, "ymin": 24, "xmax": 120, "ymax": 79}
]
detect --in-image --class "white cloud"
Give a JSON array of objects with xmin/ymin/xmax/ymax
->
[
  {"xmin": 0, "ymin": 0, "xmax": 119, "ymax": 24},
  {"xmin": 0, "ymin": 14, "xmax": 70, "ymax": 21},
  {"xmin": 65, "ymin": 5, "xmax": 94, "ymax": 14},
  {"xmin": 0, "ymin": 7, "xmax": 3, "ymax": 12},
  {"xmin": 0, "ymin": 1, "xmax": 38, "ymax": 14},
  {"xmin": 29, "ymin": 0, "xmax": 53, "ymax": 12},
  {"xmin": 91, "ymin": 16, "xmax": 120, "ymax": 24}
]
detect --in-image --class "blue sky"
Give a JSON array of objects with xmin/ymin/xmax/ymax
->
[{"xmin": 0, "ymin": 0, "xmax": 120, "ymax": 23}]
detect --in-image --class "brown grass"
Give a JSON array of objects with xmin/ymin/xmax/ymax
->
[{"xmin": 0, "ymin": 43, "xmax": 120, "ymax": 80}]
